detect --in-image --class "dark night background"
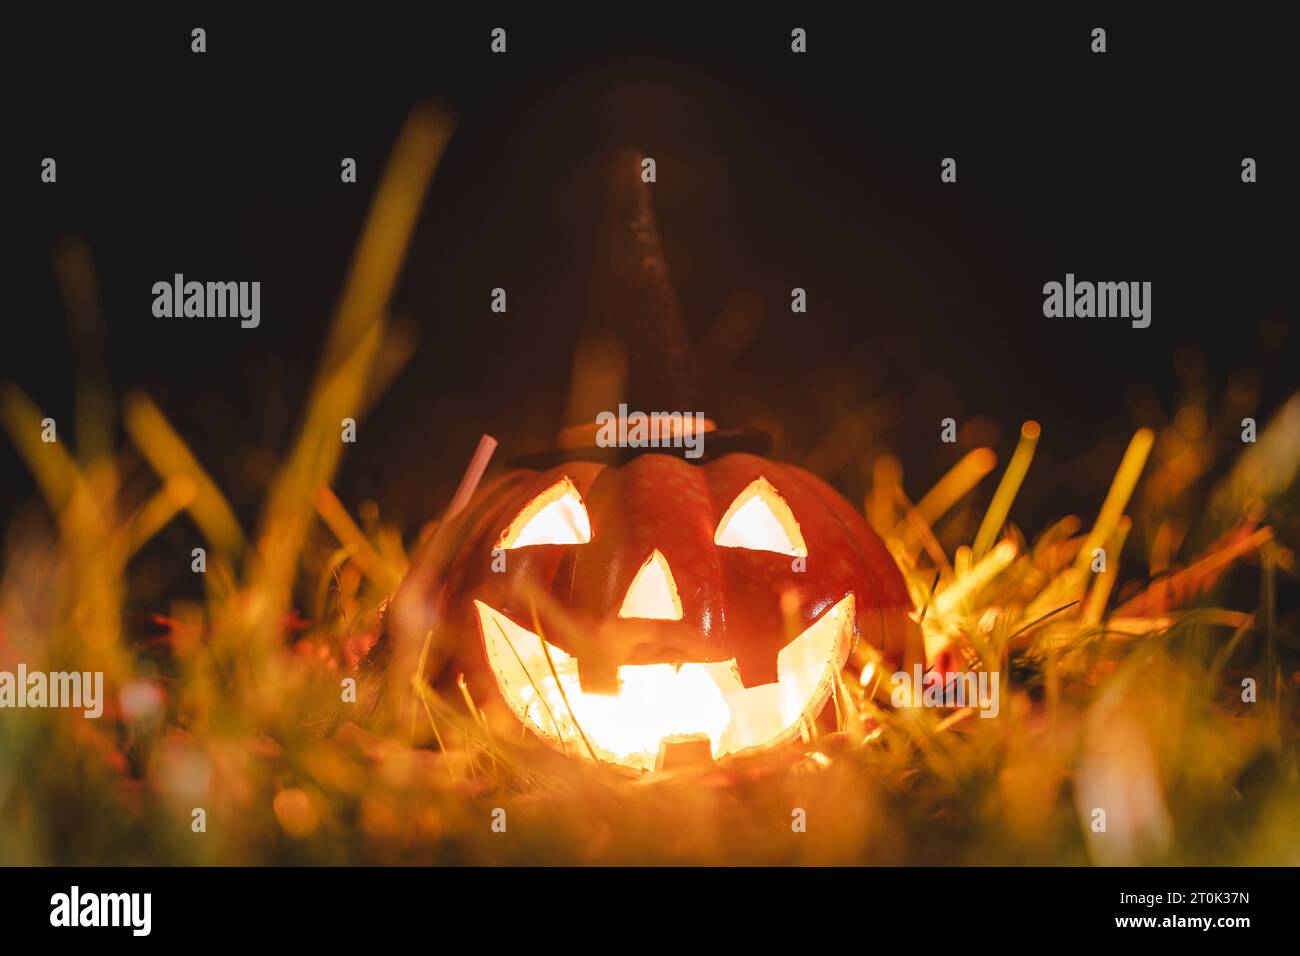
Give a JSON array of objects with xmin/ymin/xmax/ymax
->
[{"xmin": 9, "ymin": 12, "xmax": 1298, "ymax": 572}]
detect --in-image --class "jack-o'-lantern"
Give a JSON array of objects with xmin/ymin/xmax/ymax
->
[
  {"xmin": 383, "ymin": 148, "xmax": 918, "ymax": 772},
  {"xmin": 435, "ymin": 448, "xmax": 914, "ymax": 773}
]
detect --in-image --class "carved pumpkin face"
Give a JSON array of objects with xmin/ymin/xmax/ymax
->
[{"xmin": 443, "ymin": 452, "xmax": 915, "ymax": 773}]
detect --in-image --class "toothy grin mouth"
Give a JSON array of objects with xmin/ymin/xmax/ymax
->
[{"xmin": 475, "ymin": 593, "xmax": 855, "ymax": 772}]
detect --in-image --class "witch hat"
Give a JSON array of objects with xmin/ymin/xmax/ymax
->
[{"xmin": 509, "ymin": 147, "xmax": 771, "ymax": 468}]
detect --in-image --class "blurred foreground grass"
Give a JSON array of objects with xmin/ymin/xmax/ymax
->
[{"xmin": 2, "ymin": 105, "xmax": 1298, "ymax": 866}]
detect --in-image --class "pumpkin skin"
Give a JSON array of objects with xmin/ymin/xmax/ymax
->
[{"xmin": 416, "ymin": 451, "xmax": 918, "ymax": 768}]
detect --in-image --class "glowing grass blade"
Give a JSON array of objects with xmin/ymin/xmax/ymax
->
[
  {"xmin": 973, "ymin": 420, "xmax": 1040, "ymax": 560},
  {"xmin": 1075, "ymin": 428, "xmax": 1154, "ymax": 572},
  {"xmin": 313, "ymin": 485, "xmax": 399, "ymax": 590},
  {"xmin": 250, "ymin": 103, "xmax": 454, "ymax": 627},
  {"xmin": 52, "ymin": 235, "xmax": 112, "ymax": 465},
  {"xmin": 932, "ymin": 540, "xmax": 1018, "ymax": 619},
  {"xmin": 319, "ymin": 103, "xmax": 454, "ymax": 373},
  {"xmin": 905, "ymin": 447, "xmax": 997, "ymax": 540},
  {"xmin": 0, "ymin": 383, "xmax": 80, "ymax": 517},
  {"xmin": 1115, "ymin": 526, "xmax": 1274, "ymax": 617},
  {"xmin": 890, "ymin": 484, "xmax": 952, "ymax": 573},
  {"xmin": 866, "ymin": 453, "xmax": 902, "ymax": 534},
  {"xmin": 125, "ymin": 475, "xmax": 197, "ymax": 557},
  {"xmin": 124, "ymin": 390, "xmax": 247, "ymax": 558},
  {"xmin": 1082, "ymin": 515, "xmax": 1131, "ymax": 624}
]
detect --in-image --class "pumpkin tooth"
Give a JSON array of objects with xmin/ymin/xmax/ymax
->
[
  {"xmin": 735, "ymin": 650, "xmax": 780, "ymax": 688},
  {"xmin": 655, "ymin": 734, "xmax": 715, "ymax": 772},
  {"xmin": 577, "ymin": 657, "xmax": 620, "ymax": 696}
]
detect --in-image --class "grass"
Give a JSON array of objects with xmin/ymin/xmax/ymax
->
[{"xmin": 2, "ymin": 104, "xmax": 1297, "ymax": 866}]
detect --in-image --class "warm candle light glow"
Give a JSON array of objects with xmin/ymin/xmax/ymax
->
[
  {"xmin": 476, "ymin": 594, "xmax": 855, "ymax": 772},
  {"xmin": 618, "ymin": 549, "xmax": 684, "ymax": 621},
  {"xmin": 714, "ymin": 477, "xmax": 808, "ymax": 557},
  {"xmin": 497, "ymin": 477, "xmax": 591, "ymax": 548}
]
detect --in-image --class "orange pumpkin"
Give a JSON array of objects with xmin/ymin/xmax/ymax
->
[
  {"xmin": 417, "ymin": 449, "xmax": 915, "ymax": 772},
  {"xmin": 381, "ymin": 151, "xmax": 917, "ymax": 772}
]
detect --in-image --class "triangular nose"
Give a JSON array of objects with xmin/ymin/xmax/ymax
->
[{"xmin": 618, "ymin": 549, "xmax": 683, "ymax": 621}]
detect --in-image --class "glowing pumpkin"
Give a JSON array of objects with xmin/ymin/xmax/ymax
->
[
  {"xmin": 434, "ymin": 449, "xmax": 915, "ymax": 773},
  {"xmin": 381, "ymin": 149, "xmax": 917, "ymax": 772}
]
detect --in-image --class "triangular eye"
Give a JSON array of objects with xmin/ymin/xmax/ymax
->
[
  {"xmin": 498, "ymin": 477, "xmax": 591, "ymax": 549},
  {"xmin": 714, "ymin": 477, "xmax": 807, "ymax": 557},
  {"xmin": 619, "ymin": 550, "xmax": 683, "ymax": 621}
]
